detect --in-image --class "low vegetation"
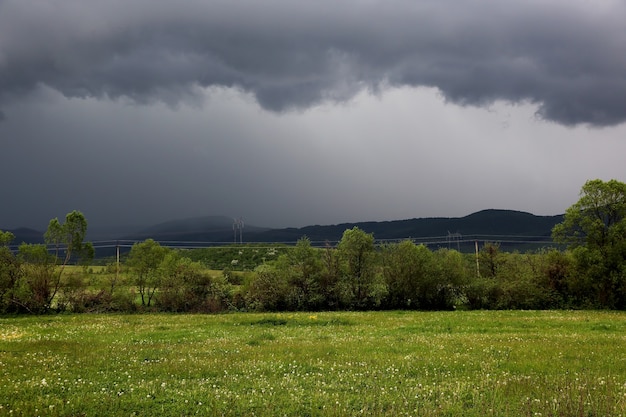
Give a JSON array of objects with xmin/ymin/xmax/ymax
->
[{"xmin": 1, "ymin": 311, "xmax": 625, "ymax": 416}]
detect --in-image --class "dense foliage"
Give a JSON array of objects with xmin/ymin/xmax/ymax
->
[
  {"xmin": 553, "ymin": 179, "xmax": 626, "ymax": 308},
  {"xmin": 1, "ymin": 179, "xmax": 626, "ymax": 314}
]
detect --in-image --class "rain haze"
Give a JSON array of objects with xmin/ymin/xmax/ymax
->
[{"xmin": 1, "ymin": 0, "xmax": 625, "ymax": 233}]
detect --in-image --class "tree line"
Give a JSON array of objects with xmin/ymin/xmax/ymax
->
[{"xmin": 1, "ymin": 179, "xmax": 625, "ymax": 313}]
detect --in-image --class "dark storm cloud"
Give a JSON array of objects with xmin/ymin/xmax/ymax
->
[{"xmin": 1, "ymin": 0, "xmax": 625, "ymax": 126}]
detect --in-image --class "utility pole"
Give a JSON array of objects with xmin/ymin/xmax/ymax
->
[
  {"xmin": 233, "ymin": 217, "xmax": 244, "ymax": 244},
  {"xmin": 447, "ymin": 231, "xmax": 462, "ymax": 252},
  {"xmin": 475, "ymin": 240, "xmax": 480, "ymax": 278},
  {"xmin": 114, "ymin": 240, "xmax": 120, "ymax": 294}
]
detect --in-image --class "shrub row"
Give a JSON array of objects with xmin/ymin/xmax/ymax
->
[{"xmin": 1, "ymin": 228, "xmax": 623, "ymax": 314}]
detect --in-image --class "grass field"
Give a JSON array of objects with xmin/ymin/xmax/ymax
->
[{"xmin": 1, "ymin": 311, "xmax": 625, "ymax": 416}]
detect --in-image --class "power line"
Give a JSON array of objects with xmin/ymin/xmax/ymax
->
[{"xmin": 7, "ymin": 233, "xmax": 560, "ymax": 254}]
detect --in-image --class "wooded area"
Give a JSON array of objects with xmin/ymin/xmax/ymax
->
[{"xmin": 2, "ymin": 179, "xmax": 625, "ymax": 313}]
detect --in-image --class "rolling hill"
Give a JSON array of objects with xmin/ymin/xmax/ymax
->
[
  {"xmin": 125, "ymin": 216, "xmax": 271, "ymax": 242},
  {"xmin": 121, "ymin": 209, "xmax": 564, "ymax": 252},
  {"xmin": 1, "ymin": 227, "xmax": 45, "ymax": 246},
  {"xmin": 3, "ymin": 209, "xmax": 565, "ymax": 253}
]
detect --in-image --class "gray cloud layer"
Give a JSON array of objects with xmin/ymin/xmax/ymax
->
[{"xmin": 1, "ymin": 0, "xmax": 625, "ymax": 126}]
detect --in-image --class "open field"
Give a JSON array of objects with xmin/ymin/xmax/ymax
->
[{"xmin": 1, "ymin": 311, "xmax": 625, "ymax": 416}]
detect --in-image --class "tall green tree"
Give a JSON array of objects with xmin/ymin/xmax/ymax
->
[
  {"xmin": 320, "ymin": 242, "xmax": 342, "ymax": 309},
  {"xmin": 382, "ymin": 240, "xmax": 428, "ymax": 309},
  {"xmin": 0, "ymin": 230, "xmax": 15, "ymax": 247},
  {"xmin": 0, "ymin": 230, "xmax": 22, "ymax": 313},
  {"xmin": 277, "ymin": 237, "xmax": 325, "ymax": 310},
  {"xmin": 45, "ymin": 210, "xmax": 95, "ymax": 268},
  {"xmin": 15, "ymin": 243, "xmax": 57, "ymax": 313},
  {"xmin": 552, "ymin": 179, "xmax": 626, "ymax": 308},
  {"xmin": 432, "ymin": 248, "xmax": 468, "ymax": 309},
  {"xmin": 478, "ymin": 242, "xmax": 505, "ymax": 278},
  {"xmin": 337, "ymin": 227, "xmax": 385, "ymax": 309},
  {"xmin": 127, "ymin": 239, "xmax": 169, "ymax": 307},
  {"xmin": 40, "ymin": 210, "xmax": 94, "ymax": 311}
]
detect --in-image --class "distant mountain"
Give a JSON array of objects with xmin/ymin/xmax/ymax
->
[
  {"xmin": 2, "ymin": 227, "xmax": 44, "ymax": 245},
  {"xmin": 87, "ymin": 224, "xmax": 146, "ymax": 241},
  {"xmin": 118, "ymin": 209, "xmax": 564, "ymax": 252},
  {"xmin": 125, "ymin": 216, "xmax": 271, "ymax": 242},
  {"xmin": 250, "ymin": 209, "xmax": 564, "ymax": 244},
  {"xmin": 3, "ymin": 210, "xmax": 566, "ymax": 254}
]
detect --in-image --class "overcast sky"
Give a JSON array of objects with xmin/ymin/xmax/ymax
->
[{"xmin": 1, "ymin": 0, "xmax": 625, "ymax": 232}]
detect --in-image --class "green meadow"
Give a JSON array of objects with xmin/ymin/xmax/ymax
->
[{"xmin": 1, "ymin": 311, "xmax": 625, "ymax": 416}]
